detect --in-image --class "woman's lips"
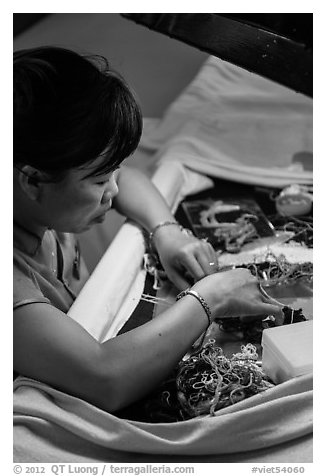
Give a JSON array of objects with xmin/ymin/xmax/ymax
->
[
  {"xmin": 94, "ymin": 214, "xmax": 106, "ymax": 223},
  {"xmin": 93, "ymin": 200, "xmax": 112, "ymax": 223}
]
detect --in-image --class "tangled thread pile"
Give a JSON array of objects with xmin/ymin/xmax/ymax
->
[
  {"xmin": 198, "ymin": 202, "xmax": 312, "ymax": 254},
  {"xmin": 211, "ymin": 215, "xmax": 258, "ymax": 253},
  {"xmin": 268, "ymin": 214, "xmax": 313, "ymax": 249},
  {"xmin": 119, "ymin": 341, "xmax": 273, "ymax": 423},
  {"xmin": 176, "ymin": 340, "xmax": 274, "ymax": 418},
  {"xmin": 199, "ymin": 204, "xmax": 259, "ymax": 253},
  {"xmin": 117, "ymin": 341, "xmax": 274, "ymax": 423},
  {"xmin": 243, "ymin": 252, "xmax": 313, "ymax": 287}
]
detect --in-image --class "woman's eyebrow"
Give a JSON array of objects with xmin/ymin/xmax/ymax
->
[{"xmin": 79, "ymin": 167, "xmax": 115, "ymax": 181}]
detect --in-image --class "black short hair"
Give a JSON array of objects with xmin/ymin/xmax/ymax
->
[{"xmin": 14, "ymin": 46, "xmax": 143, "ymax": 179}]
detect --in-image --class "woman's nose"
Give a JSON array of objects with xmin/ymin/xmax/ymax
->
[{"xmin": 101, "ymin": 179, "xmax": 119, "ymax": 204}]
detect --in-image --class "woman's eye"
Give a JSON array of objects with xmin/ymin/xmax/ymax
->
[{"xmin": 94, "ymin": 167, "xmax": 119, "ymax": 186}]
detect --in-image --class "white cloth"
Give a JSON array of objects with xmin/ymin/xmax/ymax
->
[
  {"xmin": 141, "ymin": 56, "xmax": 313, "ymax": 188},
  {"xmin": 14, "ymin": 373, "xmax": 312, "ymax": 463}
]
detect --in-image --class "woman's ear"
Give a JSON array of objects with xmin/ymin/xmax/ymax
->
[{"xmin": 17, "ymin": 165, "xmax": 46, "ymax": 201}]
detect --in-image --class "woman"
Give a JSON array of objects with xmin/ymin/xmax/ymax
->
[{"xmin": 13, "ymin": 46, "xmax": 282, "ymax": 413}]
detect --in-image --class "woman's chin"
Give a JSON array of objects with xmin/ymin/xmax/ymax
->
[
  {"xmin": 70, "ymin": 222, "xmax": 94, "ymax": 234},
  {"xmin": 90, "ymin": 212, "xmax": 108, "ymax": 226},
  {"xmin": 58, "ymin": 214, "xmax": 107, "ymax": 233}
]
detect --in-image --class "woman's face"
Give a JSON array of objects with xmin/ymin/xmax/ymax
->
[{"xmin": 39, "ymin": 158, "xmax": 120, "ymax": 233}]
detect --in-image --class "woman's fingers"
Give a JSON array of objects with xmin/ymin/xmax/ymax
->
[
  {"xmin": 177, "ymin": 254, "xmax": 206, "ymax": 282},
  {"xmin": 239, "ymin": 303, "xmax": 283, "ymax": 323},
  {"xmin": 168, "ymin": 270, "xmax": 191, "ymax": 291},
  {"xmin": 169, "ymin": 260, "xmax": 285, "ymax": 322},
  {"xmin": 201, "ymin": 241, "xmax": 219, "ymax": 274},
  {"xmin": 194, "ymin": 251, "xmax": 218, "ymax": 276},
  {"xmin": 182, "ymin": 240, "xmax": 218, "ymax": 278}
]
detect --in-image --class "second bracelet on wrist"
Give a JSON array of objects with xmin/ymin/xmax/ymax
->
[{"xmin": 176, "ymin": 288, "xmax": 213, "ymax": 328}]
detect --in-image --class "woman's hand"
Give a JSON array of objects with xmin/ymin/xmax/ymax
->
[
  {"xmin": 153, "ymin": 225, "xmax": 218, "ymax": 290},
  {"xmin": 191, "ymin": 268, "xmax": 284, "ymax": 323}
]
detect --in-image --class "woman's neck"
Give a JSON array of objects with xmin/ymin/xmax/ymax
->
[
  {"xmin": 13, "ymin": 212, "xmax": 47, "ymax": 241},
  {"xmin": 13, "ymin": 195, "xmax": 49, "ymax": 256}
]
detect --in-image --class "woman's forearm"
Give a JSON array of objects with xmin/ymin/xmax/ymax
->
[
  {"xmin": 95, "ymin": 296, "xmax": 209, "ymax": 412},
  {"xmin": 113, "ymin": 166, "xmax": 175, "ymax": 231}
]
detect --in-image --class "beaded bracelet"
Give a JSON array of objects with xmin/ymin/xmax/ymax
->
[
  {"xmin": 148, "ymin": 221, "xmax": 181, "ymax": 252},
  {"xmin": 149, "ymin": 221, "xmax": 180, "ymax": 241},
  {"xmin": 176, "ymin": 289, "xmax": 213, "ymax": 328}
]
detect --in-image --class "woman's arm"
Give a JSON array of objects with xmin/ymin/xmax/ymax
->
[
  {"xmin": 113, "ymin": 166, "xmax": 217, "ymax": 289},
  {"xmin": 14, "ymin": 294, "xmax": 209, "ymax": 412},
  {"xmin": 14, "ymin": 269, "xmax": 282, "ymax": 413},
  {"xmin": 113, "ymin": 165, "xmax": 176, "ymax": 230}
]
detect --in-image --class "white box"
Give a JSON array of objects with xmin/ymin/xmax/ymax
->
[{"xmin": 262, "ymin": 320, "xmax": 313, "ymax": 384}]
